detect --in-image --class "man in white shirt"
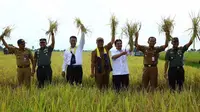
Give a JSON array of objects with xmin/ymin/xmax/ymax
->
[
  {"xmin": 62, "ymin": 32, "xmax": 85, "ymax": 85},
  {"xmin": 111, "ymin": 39, "xmax": 131, "ymax": 91}
]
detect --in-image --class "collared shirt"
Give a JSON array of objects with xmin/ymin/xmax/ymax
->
[
  {"xmin": 111, "ymin": 49, "xmax": 131, "ymax": 75},
  {"xmin": 165, "ymin": 45, "xmax": 188, "ymax": 67},
  {"xmin": 8, "ymin": 47, "xmax": 33, "ymax": 66},
  {"xmin": 136, "ymin": 45, "xmax": 165, "ymax": 65},
  {"xmin": 35, "ymin": 46, "xmax": 54, "ymax": 66},
  {"xmin": 62, "ymin": 33, "xmax": 85, "ymax": 71}
]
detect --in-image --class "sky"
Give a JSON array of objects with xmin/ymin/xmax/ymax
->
[{"xmin": 0, "ymin": 0, "xmax": 200, "ymax": 50}]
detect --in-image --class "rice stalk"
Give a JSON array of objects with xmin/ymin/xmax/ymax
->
[
  {"xmin": 74, "ymin": 18, "xmax": 90, "ymax": 34},
  {"xmin": 46, "ymin": 19, "xmax": 58, "ymax": 35},
  {"xmin": 45, "ymin": 19, "xmax": 58, "ymax": 44},
  {"xmin": 122, "ymin": 21, "xmax": 141, "ymax": 51},
  {"xmin": 158, "ymin": 16, "xmax": 175, "ymax": 41},
  {"xmin": 0, "ymin": 26, "xmax": 13, "ymax": 39},
  {"xmin": 187, "ymin": 12, "xmax": 200, "ymax": 41},
  {"xmin": 110, "ymin": 14, "xmax": 118, "ymax": 38}
]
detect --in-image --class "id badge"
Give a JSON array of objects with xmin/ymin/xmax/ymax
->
[{"xmin": 152, "ymin": 57, "xmax": 155, "ymax": 62}]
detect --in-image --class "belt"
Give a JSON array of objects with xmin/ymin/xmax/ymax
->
[
  {"xmin": 170, "ymin": 66, "xmax": 183, "ymax": 69},
  {"xmin": 68, "ymin": 65, "xmax": 82, "ymax": 68},
  {"xmin": 38, "ymin": 65, "xmax": 51, "ymax": 68},
  {"xmin": 18, "ymin": 65, "xmax": 30, "ymax": 68},
  {"xmin": 144, "ymin": 64, "xmax": 157, "ymax": 67}
]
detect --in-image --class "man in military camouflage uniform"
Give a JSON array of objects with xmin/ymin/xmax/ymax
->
[
  {"xmin": 0, "ymin": 35, "xmax": 34, "ymax": 88},
  {"xmin": 135, "ymin": 32, "xmax": 169, "ymax": 90},
  {"xmin": 164, "ymin": 37, "xmax": 193, "ymax": 91},
  {"xmin": 33, "ymin": 32, "xmax": 55, "ymax": 88}
]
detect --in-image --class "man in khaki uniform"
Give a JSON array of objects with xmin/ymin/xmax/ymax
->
[
  {"xmin": 0, "ymin": 35, "xmax": 34, "ymax": 88},
  {"xmin": 135, "ymin": 32, "xmax": 169, "ymax": 90},
  {"xmin": 91, "ymin": 36, "xmax": 115, "ymax": 89}
]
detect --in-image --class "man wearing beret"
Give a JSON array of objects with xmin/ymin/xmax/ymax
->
[
  {"xmin": 164, "ymin": 37, "xmax": 194, "ymax": 91},
  {"xmin": 0, "ymin": 35, "xmax": 34, "ymax": 88},
  {"xmin": 33, "ymin": 32, "xmax": 55, "ymax": 88}
]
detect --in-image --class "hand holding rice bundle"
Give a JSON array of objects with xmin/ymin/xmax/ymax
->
[
  {"xmin": 0, "ymin": 26, "xmax": 12, "ymax": 40},
  {"xmin": 45, "ymin": 19, "xmax": 58, "ymax": 44},
  {"xmin": 159, "ymin": 17, "xmax": 175, "ymax": 41},
  {"xmin": 46, "ymin": 19, "xmax": 58, "ymax": 35},
  {"xmin": 75, "ymin": 18, "xmax": 90, "ymax": 34},
  {"xmin": 122, "ymin": 21, "xmax": 141, "ymax": 51}
]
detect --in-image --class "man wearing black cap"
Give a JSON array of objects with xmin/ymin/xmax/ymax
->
[
  {"xmin": 164, "ymin": 37, "xmax": 194, "ymax": 91},
  {"xmin": 62, "ymin": 31, "xmax": 85, "ymax": 85},
  {"xmin": 91, "ymin": 36, "xmax": 115, "ymax": 89},
  {"xmin": 33, "ymin": 32, "xmax": 55, "ymax": 88},
  {"xmin": 0, "ymin": 35, "xmax": 34, "ymax": 88}
]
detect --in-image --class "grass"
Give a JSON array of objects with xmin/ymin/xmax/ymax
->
[
  {"xmin": 160, "ymin": 51, "xmax": 200, "ymax": 68},
  {"xmin": 0, "ymin": 51, "xmax": 200, "ymax": 112}
]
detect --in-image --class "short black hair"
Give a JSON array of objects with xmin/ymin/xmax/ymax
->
[
  {"xmin": 115, "ymin": 39, "xmax": 122, "ymax": 45},
  {"xmin": 70, "ymin": 36, "xmax": 77, "ymax": 40},
  {"xmin": 17, "ymin": 39, "xmax": 25, "ymax": 44},
  {"xmin": 148, "ymin": 37, "xmax": 156, "ymax": 41},
  {"xmin": 172, "ymin": 37, "xmax": 179, "ymax": 42}
]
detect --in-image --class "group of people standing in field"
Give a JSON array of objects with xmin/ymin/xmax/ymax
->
[{"xmin": 0, "ymin": 27, "xmax": 194, "ymax": 92}]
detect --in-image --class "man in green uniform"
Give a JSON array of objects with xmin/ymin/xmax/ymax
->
[
  {"xmin": 33, "ymin": 32, "xmax": 55, "ymax": 88},
  {"xmin": 0, "ymin": 35, "xmax": 34, "ymax": 88},
  {"xmin": 91, "ymin": 36, "xmax": 115, "ymax": 89},
  {"xmin": 135, "ymin": 32, "xmax": 169, "ymax": 90},
  {"xmin": 164, "ymin": 37, "xmax": 193, "ymax": 91}
]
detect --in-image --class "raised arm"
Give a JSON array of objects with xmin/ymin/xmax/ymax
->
[
  {"xmin": 79, "ymin": 32, "xmax": 85, "ymax": 50},
  {"xmin": 50, "ymin": 32, "xmax": 55, "ymax": 49},
  {"xmin": 110, "ymin": 34, "xmax": 115, "ymax": 45},
  {"xmin": 160, "ymin": 32, "xmax": 170, "ymax": 49},
  {"xmin": 1, "ymin": 36, "xmax": 11, "ymax": 49},
  {"xmin": 185, "ymin": 35, "xmax": 195, "ymax": 48}
]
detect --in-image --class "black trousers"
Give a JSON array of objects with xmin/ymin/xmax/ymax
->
[
  {"xmin": 37, "ymin": 65, "xmax": 52, "ymax": 88},
  {"xmin": 66, "ymin": 65, "xmax": 83, "ymax": 85},
  {"xmin": 112, "ymin": 74, "xmax": 129, "ymax": 91},
  {"xmin": 168, "ymin": 66, "xmax": 184, "ymax": 91}
]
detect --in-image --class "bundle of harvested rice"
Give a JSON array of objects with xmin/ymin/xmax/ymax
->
[
  {"xmin": 122, "ymin": 21, "xmax": 141, "ymax": 51},
  {"xmin": 110, "ymin": 14, "xmax": 118, "ymax": 38},
  {"xmin": 159, "ymin": 17, "xmax": 175, "ymax": 41},
  {"xmin": 0, "ymin": 26, "xmax": 12, "ymax": 39},
  {"xmin": 75, "ymin": 18, "xmax": 90, "ymax": 34},
  {"xmin": 46, "ymin": 19, "xmax": 58, "ymax": 35},
  {"xmin": 187, "ymin": 13, "xmax": 200, "ymax": 41}
]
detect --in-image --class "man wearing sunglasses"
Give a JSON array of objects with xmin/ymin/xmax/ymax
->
[
  {"xmin": 0, "ymin": 35, "xmax": 34, "ymax": 88},
  {"xmin": 33, "ymin": 31, "xmax": 55, "ymax": 88}
]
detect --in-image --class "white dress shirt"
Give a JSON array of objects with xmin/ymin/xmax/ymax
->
[
  {"xmin": 62, "ymin": 33, "xmax": 85, "ymax": 71},
  {"xmin": 111, "ymin": 49, "xmax": 131, "ymax": 75}
]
